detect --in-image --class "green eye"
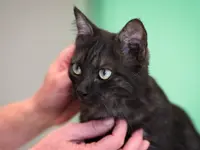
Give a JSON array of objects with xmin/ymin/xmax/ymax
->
[
  {"xmin": 72, "ymin": 63, "xmax": 81, "ymax": 75},
  {"xmin": 99, "ymin": 69, "xmax": 112, "ymax": 80}
]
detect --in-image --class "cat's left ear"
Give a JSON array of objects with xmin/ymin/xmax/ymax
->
[
  {"xmin": 117, "ymin": 19, "xmax": 148, "ymax": 55},
  {"xmin": 73, "ymin": 6, "xmax": 96, "ymax": 36}
]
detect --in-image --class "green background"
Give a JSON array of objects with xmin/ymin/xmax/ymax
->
[{"xmin": 75, "ymin": 0, "xmax": 200, "ymax": 132}]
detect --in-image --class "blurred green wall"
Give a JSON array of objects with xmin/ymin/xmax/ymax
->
[{"xmin": 90, "ymin": 0, "xmax": 200, "ymax": 131}]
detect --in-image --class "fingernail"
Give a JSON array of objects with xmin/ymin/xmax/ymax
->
[
  {"xmin": 138, "ymin": 128, "xmax": 143, "ymax": 134},
  {"xmin": 115, "ymin": 119, "xmax": 126, "ymax": 125},
  {"xmin": 132, "ymin": 128, "xmax": 143, "ymax": 136},
  {"xmin": 103, "ymin": 118, "xmax": 114, "ymax": 126},
  {"xmin": 143, "ymin": 140, "xmax": 150, "ymax": 149}
]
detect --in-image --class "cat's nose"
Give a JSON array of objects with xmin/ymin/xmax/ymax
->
[{"xmin": 77, "ymin": 86, "xmax": 88, "ymax": 98}]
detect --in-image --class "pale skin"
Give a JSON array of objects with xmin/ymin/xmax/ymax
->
[{"xmin": 0, "ymin": 45, "xmax": 150, "ymax": 150}]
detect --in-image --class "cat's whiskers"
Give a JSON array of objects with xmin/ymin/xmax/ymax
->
[
  {"xmin": 96, "ymin": 92, "xmax": 113, "ymax": 118},
  {"xmin": 100, "ymin": 91, "xmax": 133, "ymax": 132},
  {"xmin": 112, "ymin": 97, "xmax": 133, "ymax": 133}
]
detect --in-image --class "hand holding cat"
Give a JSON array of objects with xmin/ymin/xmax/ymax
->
[
  {"xmin": 32, "ymin": 119, "xmax": 149, "ymax": 150},
  {"xmin": 32, "ymin": 44, "xmax": 149, "ymax": 150}
]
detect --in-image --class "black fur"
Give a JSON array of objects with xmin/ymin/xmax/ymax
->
[{"xmin": 68, "ymin": 7, "xmax": 200, "ymax": 150}]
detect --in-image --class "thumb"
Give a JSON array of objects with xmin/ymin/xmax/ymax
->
[{"xmin": 66, "ymin": 118, "xmax": 114, "ymax": 141}]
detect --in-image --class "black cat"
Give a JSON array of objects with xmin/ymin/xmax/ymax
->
[{"xmin": 68, "ymin": 7, "xmax": 200, "ymax": 150}]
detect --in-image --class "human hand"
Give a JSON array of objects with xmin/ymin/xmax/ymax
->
[
  {"xmin": 31, "ymin": 119, "xmax": 149, "ymax": 150},
  {"xmin": 32, "ymin": 45, "xmax": 78, "ymax": 125}
]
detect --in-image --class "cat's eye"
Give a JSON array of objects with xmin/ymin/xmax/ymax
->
[
  {"xmin": 99, "ymin": 69, "xmax": 112, "ymax": 80},
  {"xmin": 72, "ymin": 63, "xmax": 81, "ymax": 75}
]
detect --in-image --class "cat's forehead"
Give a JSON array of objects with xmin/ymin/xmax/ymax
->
[{"xmin": 74, "ymin": 33, "xmax": 118, "ymax": 68}]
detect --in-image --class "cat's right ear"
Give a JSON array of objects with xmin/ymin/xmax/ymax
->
[
  {"xmin": 117, "ymin": 19, "xmax": 148, "ymax": 55},
  {"xmin": 73, "ymin": 6, "xmax": 95, "ymax": 36}
]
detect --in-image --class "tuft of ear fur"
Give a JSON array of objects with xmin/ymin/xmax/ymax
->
[
  {"xmin": 117, "ymin": 19, "xmax": 148, "ymax": 60},
  {"xmin": 118, "ymin": 19, "xmax": 147, "ymax": 47},
  {"xmin": 73, "ymin": 6, "xmax": 95, "ymax": 36}
]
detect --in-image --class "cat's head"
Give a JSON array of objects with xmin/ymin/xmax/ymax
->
[{"xmin": 69, "ymin": 7, "xmax": 150, "ymax": 121}]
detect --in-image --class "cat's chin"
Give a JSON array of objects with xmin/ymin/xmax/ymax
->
[
  {"xmin": 88, "ymin": 113, "xmax": 112, "ymax": 121},
  {"xmin": 85, "ymin": 111, "xmax": 121, "ymax": 122},
  {"xmin": 80, "ymin": 100, "xmax": 123, "ymax": 122}
]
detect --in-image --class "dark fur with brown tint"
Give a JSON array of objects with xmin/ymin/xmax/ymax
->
[{"xmin": 68, "ymin": 7, "xmax": 200, "ymax": 150}]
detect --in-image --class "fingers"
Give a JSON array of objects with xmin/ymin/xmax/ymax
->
[
  {"xmin": 94, "ymin": 120, "xmax": 127, "ymax": 150},
  {"xmin": 55, "ymin": 100, "xmax": 80, "ymax": 124},
  {"xmin": 122, "ymin": 129, "xmax": 144, "ymax": 150},
  {"xmin": 66, "ymin": 118, "xmax": 115, "ymax": 140},
  {"xmin": 58, "ymin": 44, "xmax": 75, "ymax": 64},
  {"xmin": 122, "ymin": 129, "xmax": 150, "ymax": 150},
  {"xmin": 139, "ymin": 140, "xmax": 150, "ymax": 150},
  {"xmin": 48, "ymin": 44, "xmax": 75, "ymax": 73}
]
